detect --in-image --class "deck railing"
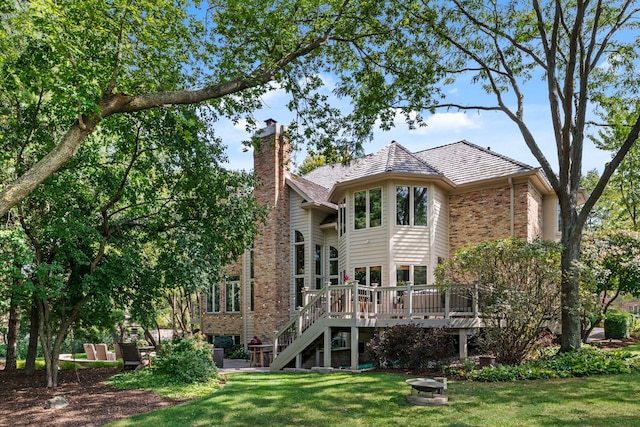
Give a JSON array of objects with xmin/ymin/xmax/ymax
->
[{"xmin": 273, "ymin": 282, "xmax": 478, "ymax": 360}]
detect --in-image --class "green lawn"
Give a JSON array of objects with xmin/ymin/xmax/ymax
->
[{"xmin": 107, "ymin": 370, "xmax": 640, "ymax": 427}]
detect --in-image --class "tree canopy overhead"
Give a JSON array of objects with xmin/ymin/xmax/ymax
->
[{"xmin": 0, "ymin": 0, "xmax": 437, "ymax": 216}]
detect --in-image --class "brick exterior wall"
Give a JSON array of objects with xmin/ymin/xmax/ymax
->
[
  {"xmin": 449, "ymin": 181, "xmax": 543, "ymax": 255},
  {"xmin": 199, "ymin": 259, "xmax": 244, "ymax": 338},
  {"xmin": 251, "ymin": 121, "xmax": 291, "ymax": 341}
]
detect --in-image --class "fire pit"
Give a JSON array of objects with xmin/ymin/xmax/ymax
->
[{"xmin": 405, "ymin": 377, "xmax": 448, "ymax": 405}]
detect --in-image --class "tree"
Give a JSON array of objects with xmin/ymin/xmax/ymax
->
[
  {"xmin": 436, "ymin": 239, "xmax": 562, "ymax": 365},
  {"xmin": 0, "ymin": 229, "xmax": 34, "ymax": 371},
  {"xmin": 590, "ymin": 102, "xmax": 640, "ymax": 231},
  {"xmin": 379, "ymin": 0, "xmax": 640, "ymax": 351},
  {"xmin": 578, "ymin": 230, "xmax": 640, "ymax": 342},
  {"xmin": 0, "ymin": 0, "xmax": 434, "ymax": 216},
  {"xmin": 10, "ymin": 106, "xmax": 264, "ymax": 387}
]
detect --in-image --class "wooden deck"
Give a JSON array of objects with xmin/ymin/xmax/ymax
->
[{"xmin": 271, "ymin": 283, "xmax": 483, "ymax": 371}]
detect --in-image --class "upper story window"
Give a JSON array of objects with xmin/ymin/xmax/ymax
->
[
  {"xmin": 396, "ymin": 186, "xmax": 428, "ymax": 226},
  {"xmin": 354, "ymin": 188, "xmax": 382, "ymax": 230}
]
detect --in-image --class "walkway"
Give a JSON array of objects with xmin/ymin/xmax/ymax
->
[{"xmin": 217, "ymin": 358, "xmax": 270, "ymax": 374}]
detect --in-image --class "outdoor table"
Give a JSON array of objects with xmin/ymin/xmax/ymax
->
[{"xmin": 248, "ymin": 344, "xmax": 273, "ymax": 367}]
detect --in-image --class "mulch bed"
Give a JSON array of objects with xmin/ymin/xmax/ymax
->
[{"xmin": 0, "ymin": 367, "xmax": 182, "ymax": 427}]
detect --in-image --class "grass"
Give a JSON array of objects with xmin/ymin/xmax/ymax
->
[
  {"xmin": 106, "ymin": 370, "xmax": 640, "ymax": 427},
  {"xmin": 107, "ymin": 369, "xmax": 221, "ymax": 400}
]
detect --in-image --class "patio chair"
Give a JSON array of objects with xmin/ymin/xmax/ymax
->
[
  {"xmin": 95, "ymin": 343, "xmax": 116, "ymax": 361},
  {"xmin": 118, "ymin": 342, "xmax": 150, "ymax": 370},
  {"xmin": 83, "ymin": 343, "xmax": 97, "ymax": 361}
]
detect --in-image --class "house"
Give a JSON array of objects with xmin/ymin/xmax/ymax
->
[{"xmin": 200, "ymin": 119, "xmax": 560, "ymax": 370}]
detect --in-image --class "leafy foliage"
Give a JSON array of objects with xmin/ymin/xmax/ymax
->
[
  {"xmin": 366, "ymin": 324, "xmax": 456, "ymax": 370},
  {"xmin": 578, "ymin": 230, "xmax": 640, "ymax": 340},
  {"xmin": 437, "ymin": 239, "xmax": 562, "ymax": 365},
  {"xmin": 465, "ymin": 346, "xmax": 638, "ymax": 382},
  {"xmin": 604, "ymin": 309, "xmax": 634, "ymax": 339},
  {"xmin": 153, "ymin": 337, "xmax": 217, "ymax": 384}
]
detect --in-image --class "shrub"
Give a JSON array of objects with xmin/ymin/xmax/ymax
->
[
  {"xmin": 604, "ymin": 309, "xmax": 633, "ymax": 339},
  {"xmin": 468, "ymin": 345, "xmax": 637, "ymax": 382},
  {"xmin": 437, "ymin": 239, "xmax": 562, "ymax": 365},
  {"xmin": 213, "ymin": 335, "xmax": 236, "ymax": 357},
  {"xmin": 228, "ymin": 346, "xmax": 250, "ymax": 360},
  {"xmin": 366, "ymin": 324, "xmax": 456, "ymax": 370},
  {"xmin": 153, "ymin": 337, "xmax": 217, "ymax": 383}
]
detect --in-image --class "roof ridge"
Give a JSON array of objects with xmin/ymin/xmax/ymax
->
[
  {"xmin": 417, "ymin": 140, "xmax": 535, "ymax": 170},
  {"xmin": 392, "ymin": 140, "xmax": 443, "ymax": 174}
]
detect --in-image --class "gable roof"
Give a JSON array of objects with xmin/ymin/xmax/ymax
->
[{"xmin": 287, "ymin": 175, "xmax": 337, "ymax": 210}]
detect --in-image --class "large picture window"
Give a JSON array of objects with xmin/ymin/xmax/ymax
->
[
  {"xmin": 396, "ymin": 186, "xmax": 428, "ymax": 226},
  {"xmin": 354, "ymin": 188, "xmax": 382, "ymax": 230}
]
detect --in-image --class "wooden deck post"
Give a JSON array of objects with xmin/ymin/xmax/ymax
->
[
  {"xmin": 350, "ymin": 326, "xmax": 359, "ymax": 370},
  {"xmin": 458, "ymin": 328, "xmax": 468, "ymax": 361},
  {"xmin": 324, "ymin": 327, "xmax": 332, "ymax": 368}
]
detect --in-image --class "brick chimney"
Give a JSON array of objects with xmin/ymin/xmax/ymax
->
[{"xmin": 252, "ymin": 119, "xmax": 291, "ymax": 341}]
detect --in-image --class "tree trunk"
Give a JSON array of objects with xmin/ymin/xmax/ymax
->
[
  {"xmin": 560, "ymin": 227, "xmax": 583, "ymax": 352},
  {"xmin": 24, "ymin": 299, "xmax": 39, "ymax": 375},
  {"xmin": 4, "ymin": 295, "xmax": 20, "ymax": 371}
]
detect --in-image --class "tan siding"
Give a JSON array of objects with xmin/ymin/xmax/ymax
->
[{"xmin": 432, "ymin": 185, "xmax": 449, "ymax": 281}]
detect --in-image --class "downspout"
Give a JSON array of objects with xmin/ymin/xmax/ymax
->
[
  {"xmin": 242, "ymin": 250, "xmax": 248, "ymax": 349},
  {"xmin": 509, "ymin": 178, "xmax": 515, "ymax": 237}
]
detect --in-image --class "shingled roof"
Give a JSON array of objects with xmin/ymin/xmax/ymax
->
[
  {"xmin": 297, "ymin": 140, "xmax": 540, "ymax": 206},
  {"xmin": 414, "ymin": 140, "xmax": 535, "ymax": 185}
]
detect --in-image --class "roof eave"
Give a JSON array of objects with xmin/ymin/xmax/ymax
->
[{"xmin": 328, "ymin": 171, "xmax": 454, "ymax": 202}]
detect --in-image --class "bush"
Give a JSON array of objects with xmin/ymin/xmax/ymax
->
[
  {"xmin": 213, "ymin": 335, "xmax": 236, "ymax": 357},
  {"xmin": 153, "ymin": 337, "xmax": 217, "ymax": 383},
  {"xmin": 605, "ymin": 309, "xmax": 633, "ymax": 339},
  {"xmin": 366, "ymin": 324, "xmax": 456, "ymax": 370},
  {"xmin": 228, "ymin": 347, "xmax": 250, "ymax": 360},
  {"xmin": 467, "ymin": 345, "xmax": 637, "ymax": 382},
  {"xmin": 437, "ymin": 239, "xmax": 562, "ymax": 366}
]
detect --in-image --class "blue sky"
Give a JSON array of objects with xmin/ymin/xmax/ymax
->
[{"xmin": 214, "ymin": 77, "xmax": 608, "ymax": 175}]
